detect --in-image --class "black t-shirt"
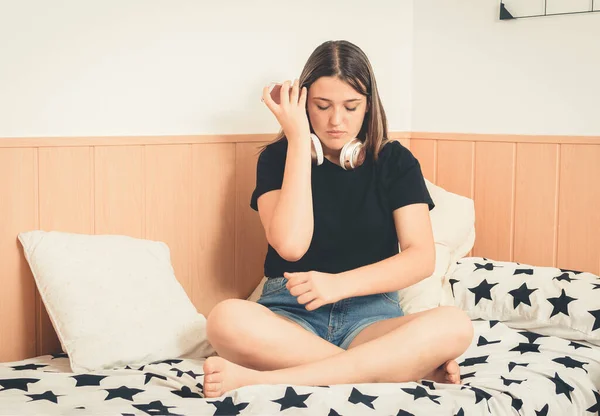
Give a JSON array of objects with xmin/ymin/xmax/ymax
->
[{"xmin": 250, "ymin": 139, "xmax": 435, "ymax": 278}]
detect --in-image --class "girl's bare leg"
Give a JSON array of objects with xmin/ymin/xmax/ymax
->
[{"xmin": 203, "ymin": 306, "xmax": 473, "ymax": 398}]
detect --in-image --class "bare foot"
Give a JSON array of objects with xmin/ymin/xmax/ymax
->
[
  {"xmin": 424, "ymin": 359, "xmax": 461, "ymax": 384},
  {"xmin": 202, "ymin": 356, "xmax": 262, "ymax": 398}
]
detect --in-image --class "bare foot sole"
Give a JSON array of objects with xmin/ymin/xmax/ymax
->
[
  {"xmin": 202, "ymin": 356, "xmax": 262, "ymax": 398},
  {"xmin": 425, "ymin": 359, "xmax": 461, "ymax": 384}
]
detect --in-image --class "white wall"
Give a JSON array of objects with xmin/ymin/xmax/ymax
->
[
  {"xmin": 412, "ymin": 0, "xmax": 600, "ymax": 135},
  {"xmin": 0, "ymin": 0, "xmax": 413, "ymax": 137}
]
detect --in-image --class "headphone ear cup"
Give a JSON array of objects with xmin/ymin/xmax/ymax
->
[
  {"xmin": 339, "ymin": 139, "xmax": 364, "ymax": 170},
  {"xmin": 310, "ymin": 134, "xmax": 324, "ymax": 165}
]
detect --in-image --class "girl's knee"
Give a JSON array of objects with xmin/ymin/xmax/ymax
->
[{"xmin": 206, "ymin": 299, "xmax": 251, "ymax": 345}]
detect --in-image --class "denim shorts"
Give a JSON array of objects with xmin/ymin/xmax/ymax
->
[{"xmin": 256, "ymin": 276, "xmax": 404, "ymax": 349}]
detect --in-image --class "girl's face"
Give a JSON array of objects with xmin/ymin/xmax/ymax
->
[{"xmin": 307, "ymin": 76, "xmax": 368, "ymax": 159}]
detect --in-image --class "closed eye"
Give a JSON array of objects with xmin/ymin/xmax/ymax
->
[{"xmin": 317, "ymin": 106, "xmax": 358, "ymax": 112}]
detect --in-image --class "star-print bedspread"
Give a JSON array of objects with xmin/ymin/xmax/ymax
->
[{"xmin": 2, "ymin": 260, "xmax": 600, "ymax": 415}]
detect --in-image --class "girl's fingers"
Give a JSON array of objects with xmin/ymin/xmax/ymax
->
[
  {"xmin": 280, "ymin": 80, "xmax": 291, "ymax": 109},
  {"xmin": 288, "ymin": 281, "xmax": 311, "ymax": 297},
  {"xmin": 289, "ymin": 79, "xmax": 299, "ymax": 104},
  {"xmin": 262, "ymin": 85, "xmax": 279, "ymax": 114},
  {"xmin": 296, "ymin": 291, "xmax": 318, "ymax": 305}
]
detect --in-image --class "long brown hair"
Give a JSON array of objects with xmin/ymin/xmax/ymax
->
[{"xmin": 261, "ymin": 40, "xmax": 389, "ymax": 161}]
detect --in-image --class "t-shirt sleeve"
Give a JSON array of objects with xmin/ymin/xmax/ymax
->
[
  {"xmin": 250, "ymin": 143, "xmax": 286, "ymax": 211},
  {"xmin": 380, "ymin": 141, "xmax": 435, "ymax": 211}
]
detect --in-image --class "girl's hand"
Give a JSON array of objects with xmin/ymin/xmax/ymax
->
[
  {"xmin": 262, "ymin": 79, "xmax": 310, "ymax": 145},
  {"xmin": 284, "ymin": 271, "xmax": 343, "ymax": 311}
]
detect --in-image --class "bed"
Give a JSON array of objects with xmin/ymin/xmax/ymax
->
[
  {"xmin": 1, "ymin": 133, "xmax": 599, "ymax": 415},
  {"xmin": 1, "ymin": 257, "xmax": 599, "ymax": 415}
]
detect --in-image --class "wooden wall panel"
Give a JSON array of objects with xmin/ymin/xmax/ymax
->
[
  {"xmin": 0, "ymin": 149, "xmax": 37, "ymax": 361},
  {"xmin": 191, "ymin": 144, "xmax": 236, "ymax": 316},
  {"xmin": 472, "ymin": 142, "xmax": 515, "ymax": 261},
  {"xmin": 145, "ymin": 145, "xmax": 193, "ymax": 298},
  {"xmin": 409, "ymin": 139, "xmax": 436, "ymax": 182},
  {"xmin": 513, "ymin": 143, "xmax": 558, "ymax": 267},
  {"xmin": 94, "ymin": 146, "xmax": 144, "ymax": 238},
  {"xmin": 1, "ymin": 133, "xmax": 599, "ymax": 363},
  {"xmin": 436, "ymin": 141, "xmax": 474, "ymax": 199},
  {"xmin": 38, "ymin": 147, "xmax": 94, "ymax": 355},
  {"xmin": 235, "ymin": 142, "xmax": 269, "ymax": 298},
  {"xmin": 557, "ymin": 145, "xmax": 600, "ymax": 275}
]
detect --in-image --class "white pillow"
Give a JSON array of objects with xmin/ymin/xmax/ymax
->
[
  {"xmin": 442, "ymin": 257, "xmax": 600, "ymax": 345},
  {"xmin": 249, "ymin": 180, "xmax": 476, "ymax": 315},
  {"xmin": 397, "ymin": 180, "xmax": 475, "ymax": 314},
  {"xmin": 18, "ymin": 230, "xmax": 214, "ymax": 372}
]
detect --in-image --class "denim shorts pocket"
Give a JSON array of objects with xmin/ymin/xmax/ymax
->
[
  {"xmin": 261, "ymin": 277, "xmax": 288, "ymax": 297},
  {"xmin": 381, "ymin": 291, "xmax": 400, "ymax": 306}
]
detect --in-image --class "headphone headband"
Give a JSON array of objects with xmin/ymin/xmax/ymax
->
[{"xmin": 310, "ymin": 135, "xmax": 364, "ymax": 170}]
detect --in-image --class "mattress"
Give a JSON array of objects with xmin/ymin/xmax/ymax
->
[{"xmin": 1, "ymin": 319, "xmax": 599, "ymax": 415}]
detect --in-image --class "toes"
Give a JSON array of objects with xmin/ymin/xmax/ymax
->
[
  {"xmin": 204, "ymin": 373, "xmax": 221, "ymax": 383},
  {"xmin": 203, "ymin": 357, "xmax": 223, "ymax": 374},
  {"xmin": 205, "ymin": 382, "xmax": 222, "ymax": 397}
]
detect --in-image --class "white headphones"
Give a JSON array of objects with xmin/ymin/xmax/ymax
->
[{"xmin": 310, "ymin": 134, "xmax": 365, "ymax": 170}]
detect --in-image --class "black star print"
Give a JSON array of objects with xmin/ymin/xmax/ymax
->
[
  {"xmin": 552, "ymin": 356, "xmax": 588, "ymax": 373},
  {"xmin": 461, "ymin": 371, "xmax": 476, "ymax": 380},
  {"xmin": 501, "ymin": 376, "xmax": 525, "ymax": 386},
  {"xmin": 508, "ymin": 362, "xmax": 529, "ymax": 372},
  {"xmin": 593, "ymin": 283, "xmax": 600, "ymax": 290},
  {"xmin": 489, "ymin": 320, "xmax": 499, "ymax": 328},
  {"xmin": 508, "ymin": 283, "xmax": 538, "ymax": 308},
  {"xmin": 26, "ymin": 390, "xmax": 61, "ymax": 403},
  {"xmin": 349, "ymin": 387, "xmax": 378, "ymax": 408},
  {"xmin": 477, "ymin": 336, "xmax": 501, "ymax": 346},
  {"xmin": 144, "ymin": 373, "xmax": 167, "ymax": 384},
  {"xmin": 272, "ymin": 387, "xmax": 311, "ymax": 411},
  {"xmin": 469, "ymin": 386, "xmax": 492, "ymax": 411},
  {"xmin": 196, "ymin": 382, "xmax": 203, "ymax": 395},
  {"xmin": 170, "ymin": 368, "xmax": 185, "ymax": 377},
  {"xmin": 133, "ymin": 400, "xmax": 182, "ymax": 416},
  {"xmin": 547, "ymin": 372, "xmax": 574, "ymax": 402},
  {"xmin": 510, "ymin": 343, "xmax": 541, "ymax": 354},
  {"xmin": 151, "ymin": 358, "xmax": 183, "ymax": 365},
  {"xmin": 553, "ymin": 273, "xmax": 578, "ymax": 282},
  {"xmin": 449, "ymin": 278, "xmax": 459, "ymax": 296},
  {"xmin": 401, "ymin": 385, "xmax": 441, "ymax": 405},
  {"xmin": 468, "ymin": 279, "xmax": 498, "ymax": 305},
  {"xmin": 104, "ymin": 386, "xmax": 144, "ymax": 401},
  {"xmin": 474, "ymin": 262, "xmax": 502, "ymax": 271},
  {"xmin": 455, "ymin": 409, "xmax": 464, "ymax": 416},
  {"xmin": 518, "ymin": 330, "xmax": 545, "ymax": 344},
  {"xmin": 459, "ymin": 355, "xmax": 488, "ymax": 367},
  {"xmin": 171, "ymin": 386, "xmax": 201, "ymax": 399},
  {"xmin": 586, "ymin": 390, "xmax": 600, "ymax": 413},
  {"xmin": 51, "ymin": 353, "xmax": 68, "ymax": 359},
  {"xmin": 0, "ymin": 378, "xmax": 40, "ymax": 391},
  {"xmin": 208, "ymin": 397, "xmax": 249, "ymax": 416},
  {"xmin": 560, "ymin": 268, "xmax": 582, "ymax": 274},
  {"xmin": 589, "ymin": 309, "xmax": 600, "ymax": 331},
  {"xmin": 420, "ymin": 380, "xmax": 436, "ymax": 389},
  {"xmin": 71, "ymin": 374, "xmax": 106, "ymax": 387},
  {"xmin": 535, "ymin": 404, "xmax": 549, "ymax": 416},
  {"xmin": 510, "ymin": 396, "xmax": 523, "ymax": 411},
  {"xmin": 547, "ymin": 289, "xmax": 577, "ymax": 318},
  {"xmin": 328, "ymin": 409, "xmax": 342, "ymax": 416},
  {"xmin": 514, "ymin": 268, "xmax": 533, "ymax": 275},
  {"xmin": 72, "ymin": 374, "xmax": 107, "ymax": 387},
  {"xmin": 397, "ymin": 410, "xmax": 415, "ymax": 416},
  {"xmin": 11, "ymin": 363, "xmax": 47, "ymax": 371},
  {"xmin": 569, "ymin": 341, "xmax": 591, "ymax": 350},
  {"xmin": 185, "ymin": 370, "xmax": 202, "ymax": 379}
]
